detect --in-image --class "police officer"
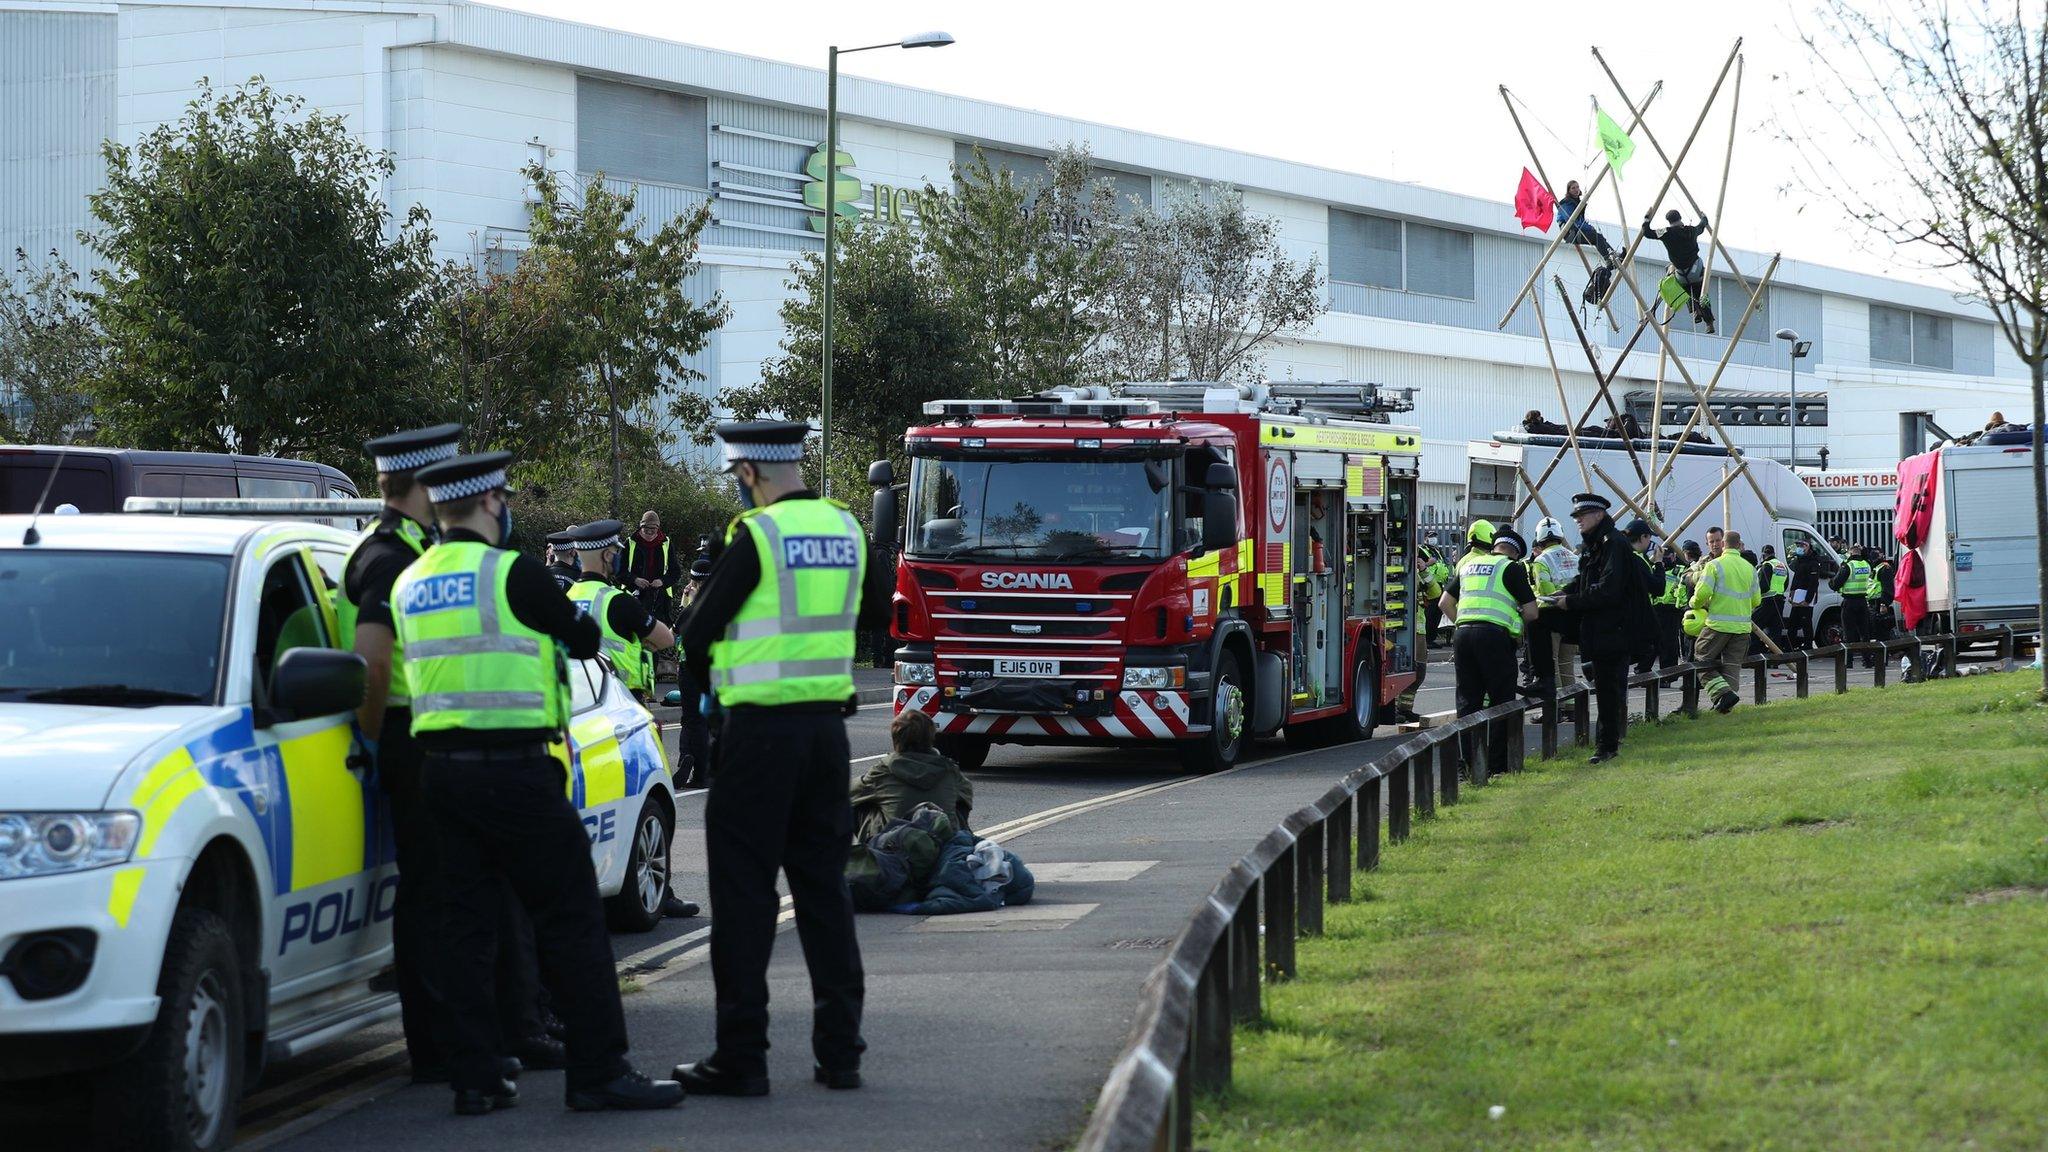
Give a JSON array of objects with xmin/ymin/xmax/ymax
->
[
  {"xmin": 563, "ymin": 520, "xmax": 701, "ymax": 920},
  {"xmin": 1648, "ymin": 540, "xmax": 1687, "ymax": 671},
  {"xmin": 1833, "ymin": 543, "xmax": 1878, "ymax": 666},
  {"xmin": 341, "ymin": 425, "xmax": 559, "ymax": 1084},
  {"xmin": 544, "ymin": 527, "xmax": 581, "ymax": 591},
  {"xmin": 1624, "ymin": 519, "xmax": 1664, "ymax": 675},
  {"xmin": 674, "ymin": 556, "xmax": 714, "ymax": 786},
  {"xmin": 1551, "ymin": 494, "xmax": 1653, "ymax": 763},
  {"xmin": 671, "ymin": 421, "xmax": 891, "ymax": 1097},
  {"xmin": 1755, "ymin": 545, "xmax": 1789, "ymax": 650},
  {"xmin": 1439, "ymin": 525, "xmax": 1537, "ymax": 778},
  {"xmin": 1522, "ymin": 516, "xmax": 1580, "ymax": 698},
  {"xmin": 1418, "ymin": 543, "xmax": 1450, "ymax": 648},
  {"xmin": 566, "ymin": 520, "xmax": 673, "ymax": 704},
  {"xmin": 393, "ymin": 451, "xmax": 684, "ymax": 1115}
]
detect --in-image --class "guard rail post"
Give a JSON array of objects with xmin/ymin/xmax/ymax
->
[
  {"xmin": 1835, "ymin": 644, "xmax": 1850, "ymax": 694},
  {"xmin": 1939, "ymin": 634, "xmax": 1959, "ymax": 678},
  {"xmin": 1297, "ymin": 820, "xmax": 1325, "ymax": 937},
  {"xmin": 1570, "ymin": 686, "xmax": 1590, "ymax": 747},
  {"xmin": 1509, "ymin": 707, "xmax": 1527, "ymax": 769},
  {"xmin": 1993, "ymin": 626, "xmax": 2015, "ymax": 671},
  {"xmin": 1751, "ymin": 655, "xmax": 1767, "ymax": 705},
  {"xmin": 1438, "ymin": 738, "xmax": 1460, "ymax": 805},
  {"xmin": 1871, "ymin": 643, "xmax": 1889, "ymax": 687},
  {"xmin": 1229, "ymin": 886, "xmax": 1260, "ymax": 1023},
  {"xmin": 1681, "ymin": 665, "xmax": 1699, "ymax": 716},
  {"xmin": 1327, "ymin": 796, "xmax": 1353, "ymax": 905},
  {"xmin": 1793, "ymin": 649, "xmax": 1809, "ymax": 698},
  {"xmin": 1413, "ymin": 752, "xmax": 1436, "ymax": 819},
  {"xmin": 1190, "ymin": 927, "xmax": 1231, "ymax": 1095},
  {"xmin": 1358, "ymin": 781, "xmax": 1381, "ymax": 872},
  {"xmin": 1389, "ymin": 759, "xmax": 1412, "ymax": 843},
  {"xmin": 1539, "ymin": 690, "xmax": 1559, "ymax": 760},
  {"xmin": 1643, "ymin": 672, "xmax": 1661, "ymax": 721},
  {"xmin": 1264, "ymin": 849, "xmax": 1296, "ymax": 982}
]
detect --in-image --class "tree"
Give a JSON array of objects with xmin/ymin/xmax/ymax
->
[
  {"xmin": 1094, "ymin": 182, "xmax": 1324, "ymax": 382},
  {"xmin": 724, "ymin": 217, "xmax": 974, "ymax": 501},
  {"xmin": 426, "ymin": 247, "xmax": 586, "ymax": 462},
  {"xmin": 84, "ymin": 78, "xmax": 439, "ymax": 469},
  {"xmin": 1791, "ymin": 2, "xmax": 2048, "ymax": 694},
  {"xmin": 0, "ymin": 250, "xmax": 104, "ymax": 444},
  {"xmin": 922, "ymin": 145, "xmax": 1121, "ymax": 392},
  {"xmin": 527, "ymin": 164, "xmax": 727, "ymax": 517}
]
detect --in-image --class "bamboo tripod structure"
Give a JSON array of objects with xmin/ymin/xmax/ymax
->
[{"xmin": 1503, "ymin": 41, "xmax": 1784, "ymax": 548}]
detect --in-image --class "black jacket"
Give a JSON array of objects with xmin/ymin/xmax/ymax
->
[
  {"xmin": 1642, "ymin": 217, "xmax": 1708, "ymax": 269},
  {"xmin": 1568, "ymin": 518, "xmax": 1655, "ymax": 658}
]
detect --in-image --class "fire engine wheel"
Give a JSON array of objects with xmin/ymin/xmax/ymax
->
[
  {"xmin": 1327, "ymin": 658, "xmax": 1379, "ymax": 745},
  {"xmin": 937, "ymin": 734, "xmax": 991, "ymax": 773},
  {"xmin": 1180, "ymin": 651, "xmax": 1246, "ymax": 774}
]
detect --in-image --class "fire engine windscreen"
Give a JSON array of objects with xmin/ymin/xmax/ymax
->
[{"xmin": 907, "ymin": 456, "xmax": 1176, "ymax": 561}]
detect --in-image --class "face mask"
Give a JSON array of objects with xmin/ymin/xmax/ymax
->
[
  {"xmin": 494, "ymin": 498, "xmax": 514, "ymax": 548},
  {"xmin": 732, "ymin": 470, "xmax": 757, "ymax": 509}
]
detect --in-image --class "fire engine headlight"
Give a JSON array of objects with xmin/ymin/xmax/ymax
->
[
  {"xmin": 1121, "ymin": 666, "xmax": 1185, "ymax": 690},
  {"xmin": 0, "ymin": 812, "xmax": 140, "ymax": 880},
  {"xmin": 894, "ymin": 661, "xmax": 936, "ymax": 686}
]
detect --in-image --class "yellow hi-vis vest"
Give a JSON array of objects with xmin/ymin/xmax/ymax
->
[
  {"xmin": 1453, "ymin": 554, "xmax": 1522, "ymax": 638},
  {"xmin": 1691, "ymin": 552, "xmax": 1761, "ymax": 635},
  {"xmin": 709, "ymin": 498, "xmax": 866, "ymax": 708},
  {"xmin": 392, "ymin": 541, "xmax": 568, "ymax": 734},
  {"xmin": 1842, "ymin": 558, "xmax": 1875, "ymax": 597},
  {"xmin": 568, "ymin": 578, "xmax": 647, "ymax": 691},
  {"xmin": 336, "ymin": 513, "xmax": 429, "ymax": 707}
]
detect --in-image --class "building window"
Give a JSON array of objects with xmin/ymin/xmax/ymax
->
[
  {"xmin": 577, "ymin": 77, "xmax": 709, "ymax": 188},
  {"xmin": 1329, "ymin": 209, "xmax": 1404, "ymax": 290},
  {"xmin": 954, "ymin": 144, "xmax": 1151, "ymax": 213},
  {"xmin": 1709, "ymin": 277, "xmax": 1768, "ymax": 342},
  {"xmin": 1870, "ymin": 303, "xmax": 1953, "ymax": 369},
  {"xmin": 1328, "ymin": 210, "xmax": 1472, "ymax": 300}
]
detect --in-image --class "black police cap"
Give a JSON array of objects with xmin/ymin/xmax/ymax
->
[
  {"xmin": 415, "ymin": 451, "xmax": 514, "ymax": 505},
  {"xmin": 716, "ymin": 420, "xmax": 810, "ymax": 469},
  {"xmin": 1623, "ymin": 518, "xmax": 1654, "ymax": 540},
  {"xmin": 1569, "ymin": 492, "xmax": 1612, "ymax": 516},
  {"xmin": 567, "ymin": 519, "xmax": 625, "ymax": 551},
  {"xmin": 364, "ymin": 423, "xmax": 463, "ymax": 474}
]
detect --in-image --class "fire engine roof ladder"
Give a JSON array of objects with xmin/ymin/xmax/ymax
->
[{"xmin": 1116, "ymin": 381, "xmax": 1417, "ymax": 420}]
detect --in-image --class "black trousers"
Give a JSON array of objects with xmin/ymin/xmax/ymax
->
[
  {"xmin": 1755, "ymin": 597, "xmax": 1785, "ymax": 650},
  {"xmin": 1787, "ymin": 602, "xmax": 1815, "ymax": 648},
  {"xmin": 706, "ymin": 708, "xmax": 866, "ymax": 1078},
  {"xmin": 1453, "ymin": 624, "xmax": 1518, "ymax": 776},
  {"xmin": 675, "ymin": 668, "xmax": 710, "ymax": 787},
  {"xmin": 1653, "ymin": 606, "xmax": 1684, "ymax": 671},
  {"xmin": 1843, "ymin": 596, "xmax": 1873, "ymax": 663},
  {"xmin": 1584, "ymin": 653, "xmax": 1629, "ymax": 756},
  {"xmin": 422, "ymin": 749, "xmax": 629, "ymax": 1092},
  {"xmin": 1423, "ymin": 602, "xmax": 1443, "ymax": 646},
  {"xmin": 379, "ymin": 712, "xmax": 540, "ymax": 1072}
]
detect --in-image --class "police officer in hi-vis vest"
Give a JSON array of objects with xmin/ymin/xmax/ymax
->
[
  {"xmin": 393, "ymin": 451, "xmax": 684, "ymax": 1116},
  {"xmin": 342, "ymin": 425, "xmax": 561, "ymax": 1084},
  {"xmin": 672, "ymin": 421, "xmax": 892, "ymax": 1097},
  {"xmin": 1440, "ymin": 524, "xmax": 1538, "ymax": 777}
]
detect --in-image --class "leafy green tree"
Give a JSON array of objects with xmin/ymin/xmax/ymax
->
[
  {"xmin": 0, "ymin": 250, "xmax": 104, "ymax": 444},
  {"xmin": 526, "ymin": 164, "xmax": 727, "ymax": 518},
  {"xmin": 426, "ymin": 250, "xmax": 584, "ymax": 462},
  {"xmin": 84, "ymin": 79, "xmax": 438, "ymax": 468},
  {"xmin": 721, "ymin": 217, "xmax": 973, "ymax": 501}
]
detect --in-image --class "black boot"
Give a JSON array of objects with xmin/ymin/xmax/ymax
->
[
  {"xmin": 452, "ymin": 1078, "xmax": 518, "ymax": 1116},
  {"xmin": 566, "ymin": 1068, "xmax": 687, "ymax": 1112},
  {"xmin": 671, "ymin": 1057, "xmax": 770, "ymax": 1097},
  {"xmin": 813, "ymin": 1064, "xmax": 862, "ymax": 1090},
  {"xmin": 662, "ymin": 891, "xmax": 701, "ymax": 919},
  {"xmin": 509, "ymin": 1034, "xmax": 566, "ymax": 1071}
]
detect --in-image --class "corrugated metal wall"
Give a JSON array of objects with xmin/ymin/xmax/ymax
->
[
  {"xmin": 0, "ymin": 10, "xmax": 116, "ymax": 276},
  {"xmin": 577, "ymin": 77, "xmax": 708, "ymax": 188},
  {"xmin": 704, "ymin": 95, "xmax": 823, "ymax": 253}
]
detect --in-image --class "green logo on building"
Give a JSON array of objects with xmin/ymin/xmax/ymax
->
[{"xmin": 803, "ymin": 143, "xmax": 861, "ymax": 233}]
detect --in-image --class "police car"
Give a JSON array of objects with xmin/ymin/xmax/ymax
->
[{"xmin": 0, "ymin": 512, "xmax": 675, "ymax": 1151}]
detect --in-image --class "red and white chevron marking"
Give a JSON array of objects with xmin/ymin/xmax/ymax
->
[{"xmin": 892, "ymin": 685, "xmax": 1194, "ymax": 741}]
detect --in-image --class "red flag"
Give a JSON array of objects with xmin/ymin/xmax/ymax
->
[{"xmin": 1514, "ymin": 168, "xmax": 1555, "ymax": 232}]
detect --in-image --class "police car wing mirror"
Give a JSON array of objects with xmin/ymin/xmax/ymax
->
[
  {"xmin": 265, "ymin": 648, "xmax": 367, "ymax": 725},
  {"xmin": 1204, "ymin": 463, "xmax": 1238, "ymax": 491}
]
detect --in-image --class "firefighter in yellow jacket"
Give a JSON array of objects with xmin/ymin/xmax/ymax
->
[{"xmin": 1688, "ymin": 528, "xmax": 1762, "ymax": 713}]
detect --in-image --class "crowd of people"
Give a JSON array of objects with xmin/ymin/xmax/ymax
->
[{"xmin": 1429, "ymin": 497, "xmax": 1903, "ymax": 764}]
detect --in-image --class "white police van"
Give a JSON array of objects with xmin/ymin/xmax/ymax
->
[{"xmin": 0, "ymin": 512, "xmax": 676, "ymax": 1151}]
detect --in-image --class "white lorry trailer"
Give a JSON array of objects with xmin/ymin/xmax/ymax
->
[
  {"xmin": 1895, "ymin": 438, "xmax": 2042, "ymax": 637},
  {"xmin": 1467, "ymin": 433, "xmax": 1853, "ymax": 640}
]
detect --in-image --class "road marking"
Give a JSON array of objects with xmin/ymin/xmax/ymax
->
[
  {"xmin": 242, "ymin": 1040, "xmax": 407, "ymax": 1112},
  {"xmin": 915, "ymin": 902, "xmax": 1100, "ymax": 932},
  {"xmin": 1030, "ymin": 860, "xmax": 1158, "ymax": 882},
  {"xmin": 238, "ymin": 1071, "xmax": 409, "ymax": 1149}
]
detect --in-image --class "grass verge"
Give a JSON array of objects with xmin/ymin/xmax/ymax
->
[{"xmin": 1200, "ymin": 673, "xmax": 2048, "ymax": 1151}]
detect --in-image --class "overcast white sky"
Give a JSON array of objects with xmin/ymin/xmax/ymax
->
[{"xmin": 498, "ymin": 0, "xmax": 1963, "ymax": 294}]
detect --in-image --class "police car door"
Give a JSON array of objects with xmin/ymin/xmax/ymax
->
[
  {"xmin": 562, "ymin": 658, "xmax": 630, "ymax": 888},
  {"xmin": 247, "ymin": 543, "xmax": 391, "ymax": 990}
]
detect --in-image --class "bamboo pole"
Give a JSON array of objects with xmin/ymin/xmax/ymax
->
[
  {"xmin": 1517, "ymin": 466, "xmax": 1555, "ymax": 519},
  {"xmin": 1644, "ymin": 342, "xmax": 1669, "ymax": 512},
  {"xmin": 1586, "ymin": 42, "xmax": 1745, "ymax": 308},
  {"xmin": 1590, "ymin": 461, "xmax": 1665, "ymax": 535},
  {"xmin": 1498, "ymin": 81, "xmax": 1665, "ymax": 329},
  {"xmin": 1531, "ymin": 296, "xmax": 1595, "ymax": 495},
  {"xmin": 1594, "ymin": 43, "xmax": 1754, "ymax": 299},
  {"xmin": 1553, "ymin": 275, "xmax": 1650, "ymax": 490},
  {"xmin": 1721, "ymin": 463, "xmax": 1733, "ymax": 536},
  {"xmin": 1500, "ymin": 87, "xmax": 1621, "ymax": 330},
  {"xmin": 1662, "ymin": 461, "xmax": 1750, "ymax": 543},
  {"xmin": 1513, "ymin": 312, "xmax": 1655, "ymax": 517},
  {"xmin": 1701, "ymin": 56, "xmax": 1744, "ymax": 309}
]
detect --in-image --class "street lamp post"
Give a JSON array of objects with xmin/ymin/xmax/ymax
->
[
  {"xmin": 820, "ymin": 30, "xmax": 954, "ymax": 498},
  {"xmin": 1775, "ymin": 328, "xmax": 1813, "ymax": 467}
]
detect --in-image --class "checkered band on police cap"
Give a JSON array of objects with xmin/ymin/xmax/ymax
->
[
  {"xmin": 364, "ymin": 423, "xmax": 463, "ymax": 474},
  {"xmin": 715, "ymin": 420, "xmax": 810, "ymax": 468},
  {"xmin": 374, "ymin": 441, "xmax": 457, "ymax": 473},
  {"xmin": 423, "ymin": 467, "xmax": 508, "ymax": 504}
]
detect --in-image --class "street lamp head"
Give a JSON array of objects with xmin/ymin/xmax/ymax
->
[
  {"xmin": 1794, "ymin": 339, "xmax": 1813, "ymax": 358},
  {"xmin": 900, "ymin": 31, "xmax": 955, "ymax": 49},
  {"xmin": 1774, "ymin": 328, "xmax": 1799, "ymax": 342}
]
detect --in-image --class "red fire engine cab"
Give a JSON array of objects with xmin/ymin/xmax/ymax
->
[{"xmin": 868, "ymin": 382, "xmax": 1425, "ymax": 772}]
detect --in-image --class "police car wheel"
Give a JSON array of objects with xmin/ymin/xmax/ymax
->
[
  {"xmin": 95, "ymin": 907, "xmax": 246, "ymax": 1152},
  {"xmin": 606, "ymin": 798, "xmax": 673, "ymax": 934}
]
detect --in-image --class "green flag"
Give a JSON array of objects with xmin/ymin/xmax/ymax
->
[{"xmin": 1596, "ymin": 108, "xmax": 1636, "ymax": 175}]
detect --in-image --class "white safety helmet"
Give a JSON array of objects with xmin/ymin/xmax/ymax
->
[{"xmin": 1535, "ymin": 516, "xmax": 1565, "ymax": 546}]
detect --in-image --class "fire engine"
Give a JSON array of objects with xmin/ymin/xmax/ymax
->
[{"xmin": 868, "ymin": 382, "xmax": 1425, "ymax": 772}]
